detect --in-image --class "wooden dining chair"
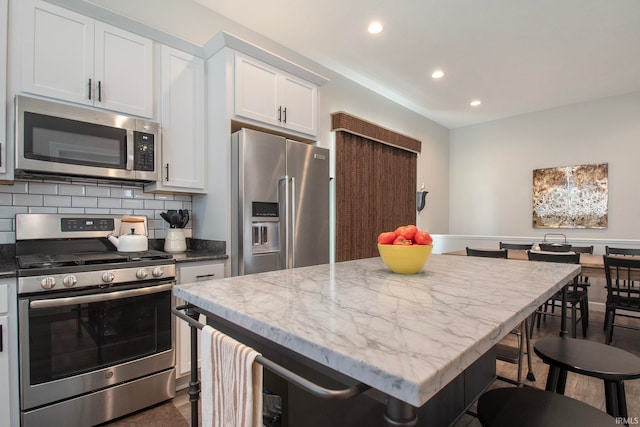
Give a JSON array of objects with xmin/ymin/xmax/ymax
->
[
  {"xmin": 466, "ymin": 247, "xmax": 535, "ymax": 385},
  {"xmin": 603, "ymin": 255, "xmax": 640, "ymax": 344},
  {"xmin": 465, "ymin": 248, "xmax": 508, "ymax": 258},
  {"xmin": 568, "ymin": 245, "xmax": 594, "ymax": 325},
  {"xmin": 605, "ymin": 246, "xmax": 640, "ymax": 257},
  {"xmin": 603, "ymin": 247, "xmax": 640, "ymax": 331},
  {"xmin": 499, "ymin": 242, "xmax": 533, "ymax": 250},
  {"xmin": 527, "ymin": 251, "xmax": 588, "ymax": 339}
]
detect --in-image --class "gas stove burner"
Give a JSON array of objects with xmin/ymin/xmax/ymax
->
[
  {"xmin": 18, "ymin": 254, "xmax": 84, "ymax": 269},
  {"xmin": 17, "ymin": 250, "xmax": 173, "ymax": 271},
  {"xmin": 123, "ymin": 250, "xmax": 174, "ymax": 262}
]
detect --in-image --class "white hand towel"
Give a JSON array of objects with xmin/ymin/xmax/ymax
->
[{"xmin": 201, "ymin": 325, "xmax": 263, "ymax": 427}]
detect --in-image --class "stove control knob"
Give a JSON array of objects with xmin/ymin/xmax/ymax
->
[
  {"xmin": 41, "ymin": 277, "xmax": 56, "ymax": 289},
  {"xmin": 102, "ymin": 272, "xmax": 115, "ymax": 283},
  {"xmin": 136, "ymin": 269, "xmax": 148, "ymax": 279},
  {"xmin": 63, "ymin": 275, "xmax": 77, "ymax": 288},
  {"xmin": 152, "ymin": 267, "xmax": 164, "ymax": 278}
]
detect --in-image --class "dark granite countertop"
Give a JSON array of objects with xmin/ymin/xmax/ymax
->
[
  {"xmin": 0, "ymin": 244, "xmax": 17, "ymax": 279},
  {"xmin": 171, "ymin": 251, "xmax": 228, "ymax": 263},
  {"xmin": 0, "ymin": 239, "xmax": 226, "ymax": 278},
  {"xmin": 0, "ymin": 259, "xmax": 17, "ymax": 279},
  {"xmin": 150, "ymin": 238, "xmax": 227, "ymax": 264}
]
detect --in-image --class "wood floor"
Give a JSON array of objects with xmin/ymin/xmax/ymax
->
[{"xmin": 106, "ymin": 309, "xmax": 639, "ymax": 427}]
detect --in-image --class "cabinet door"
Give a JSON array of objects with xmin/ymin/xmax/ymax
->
[
  {"xmin": 175, "ymin": 262, "xmax": 225, "ymax": 379},
  {"xmin": 234, "ymin": 52, "xmax": 280, "ymax": 127},
  {"xmin": 0, "ymin": 316, "xmax": 8, "ymax": 427},
  {"xmin": 0, "ymin": 282, "xmax": 9, "ymax": 427},
  {"xmin": 94, "ymin": 21, "xmax": 153, "ymax": 118},
  {"xmin": 0, "ymin": 0, "xmax": 7, "ymax": 176},
  {"xmin": 281, "ymin": 74, "xmax": 318, "ymax": 136},
  {"xmin": 21, "ymin": 0, "xmax": 94, "ymax": 105},
  {"xmin": 158, "ymin": 46, "xmax": 205, "ymax": 191}
]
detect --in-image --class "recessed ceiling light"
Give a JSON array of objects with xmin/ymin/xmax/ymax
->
[
  {"xmin": 431, "ymin": 70, "xmax": 444, "ymax": 79},
  {"xmin": 470, "ymin": 100, "xmax": 482, "ymax": 107},
  {"xmin": 368, "ymin": 21, "xmax": 384, "ymax": 34}
]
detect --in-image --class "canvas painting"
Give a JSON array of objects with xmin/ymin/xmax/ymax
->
[{"xmin": 532, "ymin": 163, "xmax": 608, "ymax": 229}]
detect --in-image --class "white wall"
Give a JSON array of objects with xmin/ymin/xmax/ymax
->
[{"xmin": 449, "ymin": 91, "xmax": 640, "ymax": 244}]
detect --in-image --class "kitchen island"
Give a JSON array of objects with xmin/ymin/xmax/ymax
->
[{"xmin": 174, "ymin": 254, "xmax": 579, "ymax": 426}]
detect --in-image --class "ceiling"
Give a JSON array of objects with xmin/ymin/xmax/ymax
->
[
  {"xmin": 192, "ymin": 0, "xmax": 640, "ymax": 129},
  {"xmin": 88, "ymin": 0, "xmax": 640, "ymax": 129}
]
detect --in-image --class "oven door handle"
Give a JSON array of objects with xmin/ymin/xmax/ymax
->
[{"xmin": 29, "ymin": 283, "xmax": 174, "ymax": 310}]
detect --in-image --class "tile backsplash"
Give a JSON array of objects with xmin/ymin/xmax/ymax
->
[{"xmin": 0, "ymin": 179, "xmax": 192, "ymax": 244}]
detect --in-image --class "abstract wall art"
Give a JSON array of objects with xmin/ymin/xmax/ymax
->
[{"xmin": 532, "ymin": 163, "xmax": 608, "ymax": 229}]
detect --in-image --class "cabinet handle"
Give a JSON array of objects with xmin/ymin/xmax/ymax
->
[
  {"xmin": 88, "ymin": 78, "xmax": 92, "ymax": 100},
  {"xmin": 165, "ymin": 163, "xmax": 170, "ymax": 181},
  {"xmin": 278, "ymin": 106, "xmax": 282, "ymax": 122},
  {"xmin": 283, "ymin": 107, "xmax": 287, "ymax": 123},
  {"xmin": 98, "ymin": 81, "xmax": 102, "ymax": 102},
  {"xmin": 0, "ymin": 324, "xmax": 3, "ymax": 352},
  {"xmin": 195, "ymin": 274, "xmax": 216, "ymax": 280}
]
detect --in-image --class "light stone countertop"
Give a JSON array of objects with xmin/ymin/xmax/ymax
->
[{"xmin": 174, "ymin": 254, "xmax": 579, "ymax": 407}]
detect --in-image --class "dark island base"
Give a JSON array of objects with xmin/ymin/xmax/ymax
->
[{"xmin": 205, "ymin": 312, "xmax": 496, "ymax": 427}]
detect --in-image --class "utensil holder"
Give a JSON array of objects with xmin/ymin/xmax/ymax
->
[{"xmin": 165, "ymin": 228, "xmax": 187, "ymax": 253}]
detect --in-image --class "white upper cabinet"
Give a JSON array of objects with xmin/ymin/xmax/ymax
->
[
  {"xmin": 93, "ymin": 22, "xmax": 153, "ymax": 117},
  {"xmin": 234, "ymin": 52, "xmax": 318, "ymax": 137},
  {"xmin": 21, "ymin": 0, "xmax": 153, "ymax": 118},
  {"xmin": 146, "ymin": 45, "xmax": 205, "ymax": 193},
  {"xmin": 0, "ymin": 0, "xmax": 7, "ymax": 177}
]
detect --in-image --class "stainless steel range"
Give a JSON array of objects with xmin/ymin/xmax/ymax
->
[{"xmin": 15, "ymin": 214, "xmax": 176, "ymax": 427}]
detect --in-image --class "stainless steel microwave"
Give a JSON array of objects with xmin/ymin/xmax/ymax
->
[{"xmin": 15, "ymin": 95, "xmax": 159, "ymax": 182}]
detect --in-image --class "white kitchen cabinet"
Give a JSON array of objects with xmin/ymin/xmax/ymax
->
[
  {"xmin": 0, "ymin": 280, "xmax": 16, "ymax": 427},
  {"xmin": 0, "ymin": 315, "xmax": 9, "ymax": 427},
  {"xmin": 21, "ymin": 0, "xmax": 153, "ymax": 118},
  {"xmin": 175, "ymin": 261, "xmax": 225, "ymax": 383},
  {"xmin": 146, "ymin": 46, "xmax": 205, "ymax": 193},
  {"xmin": 0, "ymin": 0, "xmax": 8, "ymax": 178},
  {"xmin": 235, "ymin": 52, "xmax": 318, "ymax": 137}
]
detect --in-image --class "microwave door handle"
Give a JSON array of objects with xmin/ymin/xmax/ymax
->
[{"xmin": 126, "ymin": 130, "xmax": 135, "ymax": 170}]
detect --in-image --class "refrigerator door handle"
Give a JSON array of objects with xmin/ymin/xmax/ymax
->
[
  {"xmin": 290, "ymin": 176, "xmax": 295, "ymax": 268},
  {"xmin": 279, "ymin": 175, "xmax": 290, "ymax": 270}
]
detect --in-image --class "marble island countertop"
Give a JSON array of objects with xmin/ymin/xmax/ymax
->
[{"xmin": 174, "ymin": 254, "xmax": 579, "ymax": 407}]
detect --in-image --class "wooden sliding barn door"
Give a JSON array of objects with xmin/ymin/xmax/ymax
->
[{"xmin": 332, "ymin": 113, "xmax": 421, "ymax": 262}]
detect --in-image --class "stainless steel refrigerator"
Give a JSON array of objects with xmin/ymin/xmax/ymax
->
[{"xmin": 231, "ymin": 128, "xmax": 330, "ymax": 276}]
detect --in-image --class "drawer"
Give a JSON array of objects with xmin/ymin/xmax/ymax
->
[
  {"xmin": 177, "ymin": 262, "xmax": 225, "ymax": 284},
  {"xmin": 0, "ymin": 284, "xmax": 7, "ymax": 314}
]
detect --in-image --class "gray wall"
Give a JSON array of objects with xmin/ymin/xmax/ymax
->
[{"xmin": 449, "ymin": 91, "xmax": 640, "ymax": 241}]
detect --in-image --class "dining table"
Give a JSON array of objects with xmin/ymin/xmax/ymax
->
[
  {"xmin": 445, "ymin": 249, "xmax": 606, "ymax": 279},
  {"xmin": 174, "ymin": 254, "xmax": 579, "ymax": 426}
]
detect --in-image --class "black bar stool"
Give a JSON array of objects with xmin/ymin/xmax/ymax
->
[
  {"xmin": 477, "ymin": 387, "xmax": 616, "ymax": 426},
  {"xmin": 534, "ymin": 337, "xmax": 640, "ymax": 418}
]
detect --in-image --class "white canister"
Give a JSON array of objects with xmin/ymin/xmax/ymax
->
[{"xmin": 164, "ymin": 228, "xmax": 187, "ymax": 253}]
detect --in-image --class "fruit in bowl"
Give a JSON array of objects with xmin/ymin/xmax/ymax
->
[{"xmin": 377, "ymin": 225, "xmax": 433, "ymax": 274}]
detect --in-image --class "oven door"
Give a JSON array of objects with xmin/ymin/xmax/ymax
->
[{"xmin": 18, "ymin": 281, "xmax": 175, "ymax": 410}]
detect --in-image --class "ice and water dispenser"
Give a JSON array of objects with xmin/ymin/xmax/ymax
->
[{"xmin": 251, "ymin": 202, "xmax": 280, "ymax": 254}]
